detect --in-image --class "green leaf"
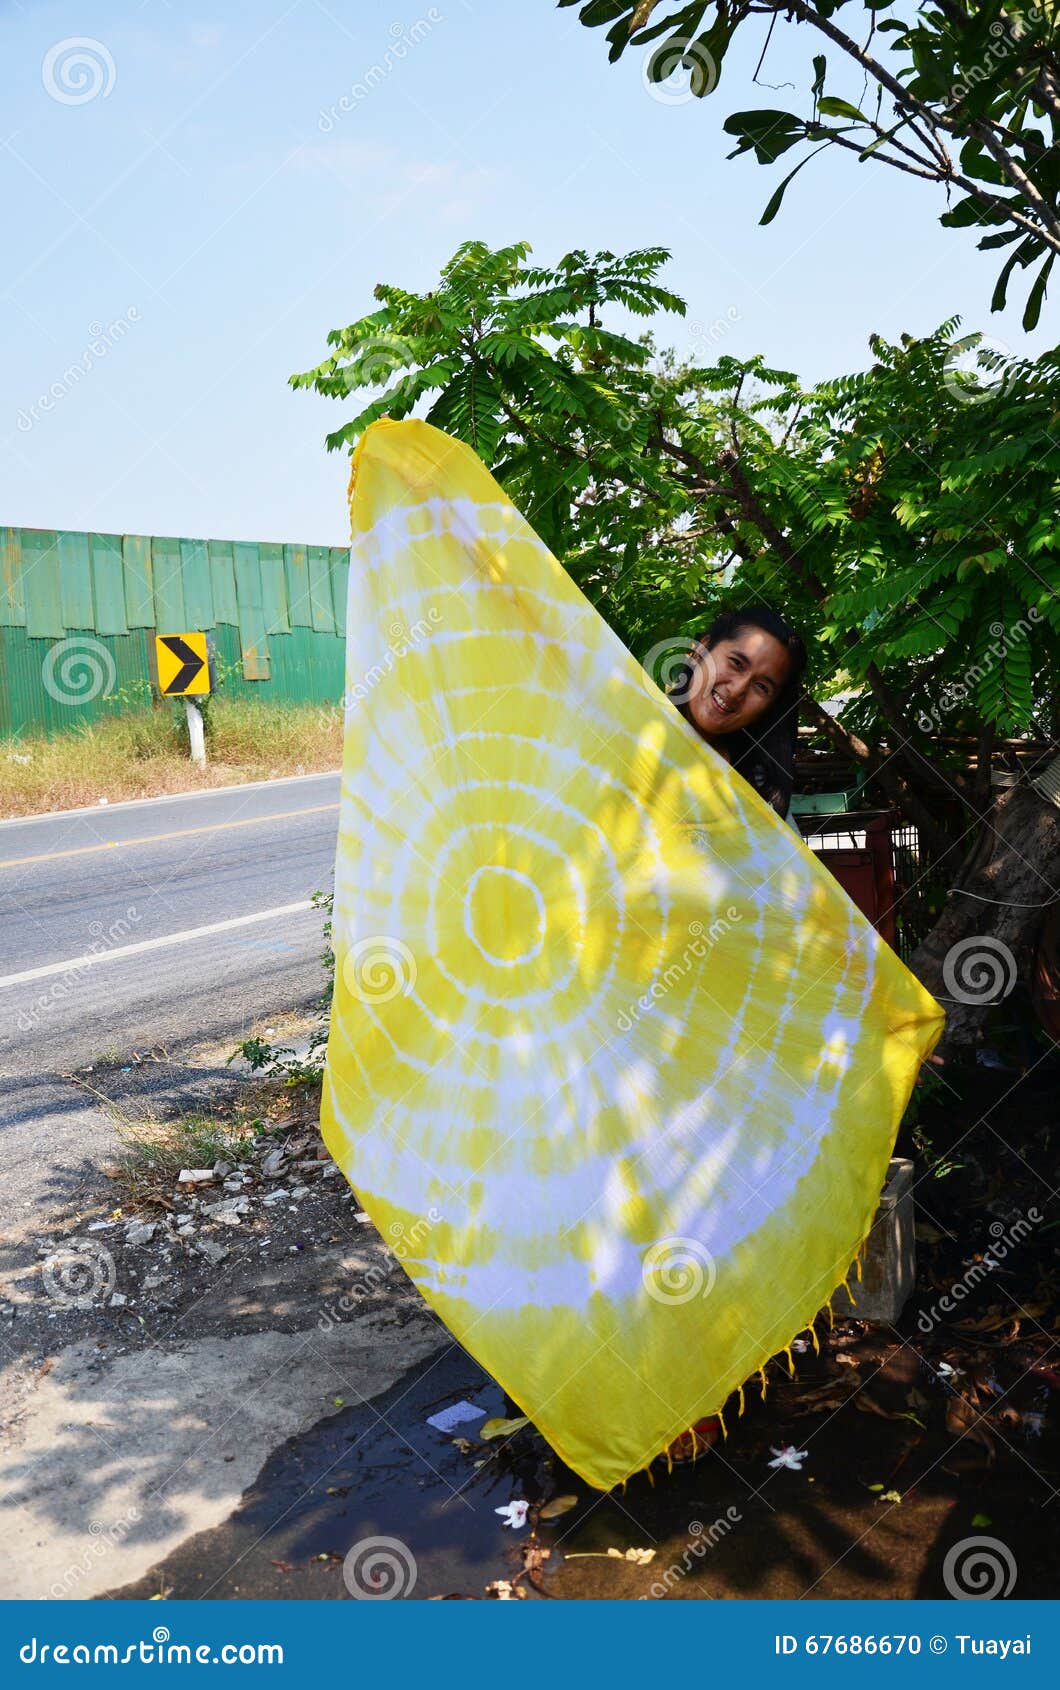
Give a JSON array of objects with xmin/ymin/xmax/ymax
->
[
  {"xmin": 816, "ymin": 96, "xmax": 869, "ymax": 122},
  {"xmin": 990, "ymin": 238, "xmax": 1037, "ymax": 313},
  {"xmin": 759, "ymin": 154, "xmax": 816, "ymax": 225},
  {"xmin": 1023, "ymin": 253, "xmax": 1054, "ymax": 331},
  {"xmin": 724, "ymin": 108, "xmax": 805, "ymax": 164}
]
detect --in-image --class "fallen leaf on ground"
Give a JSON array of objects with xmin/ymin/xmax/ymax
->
[
  {"xmin": 480, "ymin": 1415, "xmax": 530, "ymax": 1439},
  {"xmin": 538, "ymin": 1493, "xmax": 579, "ymax": 1519},
  {"xmin": 944, "ymin": 1397, "xmax": 997, "ymax": 1465},
  {"xmin": 854, "ymin": 1396, "xmax": 924, "ymax": 1428}
]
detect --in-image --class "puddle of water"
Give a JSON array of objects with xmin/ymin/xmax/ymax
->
[
  {"xmin": 108, "ymin": 1339, "xmax": 1059, "ymax": 1601},
  {"xmin": 108, "ymin": 1346, "xmax": 533, "ymax": 1600}
]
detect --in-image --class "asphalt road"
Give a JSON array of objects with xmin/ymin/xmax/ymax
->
[{"xmin": 0, "ymin": 772, "xmax": 341, "ymax": 1230}]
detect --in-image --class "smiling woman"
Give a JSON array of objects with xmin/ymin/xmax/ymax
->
[{"xmin": 666, "ymin": 606, "xmax": 808, "ymax": 821}]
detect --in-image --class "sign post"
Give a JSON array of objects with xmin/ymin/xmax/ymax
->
[
  {"xmin": 184, "ymin": 696, "xmax": 206, "ymax": 767},
  {"xmin": 154, "ymin": 631, "xmax": 211, "ymax": 767}
]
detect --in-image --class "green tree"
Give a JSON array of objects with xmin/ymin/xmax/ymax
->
[
  {"xmin": 560, "ymin": 0, "xmax": 1060, "ymax": 325},
  {"xmin": 292, "ymin": 239, "xmax": 1060, "ymax": 1054}
]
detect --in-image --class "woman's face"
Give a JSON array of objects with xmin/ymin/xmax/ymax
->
[{"xmin": 685, "ymin": 627, "xmax": 793, "ymax": 738}]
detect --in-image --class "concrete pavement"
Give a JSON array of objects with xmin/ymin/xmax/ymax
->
[{"xmin": 0, "ymin": 773, "xmax": 340, "ymax": 1231}]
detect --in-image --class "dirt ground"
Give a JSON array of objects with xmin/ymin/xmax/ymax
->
[{"xmin": 1, "ymin": 1044, "xmax": 1057, "ymax": 1601}]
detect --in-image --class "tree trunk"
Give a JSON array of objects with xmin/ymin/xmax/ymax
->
[{"xmin": 908, "ymin": 784, "xmax": 1060, "ymax": 1055}]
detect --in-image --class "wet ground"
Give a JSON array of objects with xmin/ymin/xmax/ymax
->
[
  {"xmin": 6, "ymin": 1042, "xmax": 1050, "ymax": 1603},
  {"xmin": 108, "ymin": 1315, "xmax": 1060, "ymax": 1602}
]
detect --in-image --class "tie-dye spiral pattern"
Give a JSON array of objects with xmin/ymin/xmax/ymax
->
[{"xmin": 320, "ymin": 418, "xmax": 945, "ymax": 1491}]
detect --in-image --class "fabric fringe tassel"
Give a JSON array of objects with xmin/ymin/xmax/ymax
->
[{"xmin": 635, "ymin": 1229, "xmax": 875, "ymax": 1490}]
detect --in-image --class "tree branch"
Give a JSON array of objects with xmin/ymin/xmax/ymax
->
[
  {"xmin": 717, "ymin": 443, "xmax": 973, "ymax": 805},
  {"xmin": 801, "ymin": 690, "xmax": 959, "ymax": 856},
  {"xmin": 776, "ymin": 0, "xmax": 960, "ymax": 142},
  {"xmin": 969, "ymin": 120, "xmax": 1060, "ymax": 243},
  {"xmin": 742, "ymin": 1, "xmax": 1060, "ymax": 254}
]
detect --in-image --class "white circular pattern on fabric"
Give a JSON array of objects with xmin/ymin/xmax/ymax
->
[
  {"xmin": 340, "ymin": 506, "xmax": 847, "ymax": 1180},
  {"xmin": 462, "ymin": 864, "xmax": 548, "ymax": 967},
  {"xmin": 424, "ymin": 812, "xmax": 599, "ymax": 1011},
  {"xmin": 321, "ymin": 433, "xmax": 949, "ymax": 1497}
]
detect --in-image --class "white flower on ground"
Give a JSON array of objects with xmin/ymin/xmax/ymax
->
[
  {"xmin": 495, "ymin": 1500, "xmax": 529, "ymax": 1529},
  {"xmin": 768, "ymin": 1445, "xmax": 809, "ymax": 1471}
]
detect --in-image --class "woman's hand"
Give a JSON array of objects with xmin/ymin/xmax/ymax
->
[{"xmin": 914, "ymin": 1052, "xmax": 947, "ymax": 1088}]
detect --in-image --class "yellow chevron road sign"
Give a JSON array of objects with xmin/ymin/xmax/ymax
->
[{"xmin": 155, "ymin": 631, "xmax": 210, "ymax": 696}]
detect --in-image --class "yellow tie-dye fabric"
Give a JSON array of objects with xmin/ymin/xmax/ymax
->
[{"xmin": 320, "ymin": 417, "xmax": 946, "ymax": 1492}]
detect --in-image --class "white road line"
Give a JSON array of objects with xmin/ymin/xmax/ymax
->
[
  {"xmin": 0, "ymin": 769, "xmax": 342, "ymax": 830},
  {"xmin": 0, "ymin": 900, "xmax": 317, "ymax": 989}
]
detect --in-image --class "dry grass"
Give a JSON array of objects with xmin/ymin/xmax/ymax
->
[
  {"xmin": 0, "ymin": 697, "xmax": 344, "ymax": 818},
  {"xmin": 106, "ymin": 1076, "xmax": 318, "ymax": 1214}
]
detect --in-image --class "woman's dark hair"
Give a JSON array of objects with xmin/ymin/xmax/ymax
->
[{"xmin": 667, "ymin": 605, "xmax": 807, "ymax": 819}]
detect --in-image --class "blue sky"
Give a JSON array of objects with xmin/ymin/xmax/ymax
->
[{"xmin": 3, "ymin": 0, "xmax": 1051, "ymax": 545}]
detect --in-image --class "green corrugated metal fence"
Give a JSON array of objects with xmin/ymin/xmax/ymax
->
[{"xmin": 0, "ymin": 525, "xmax": 350, "ymax": 737}]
